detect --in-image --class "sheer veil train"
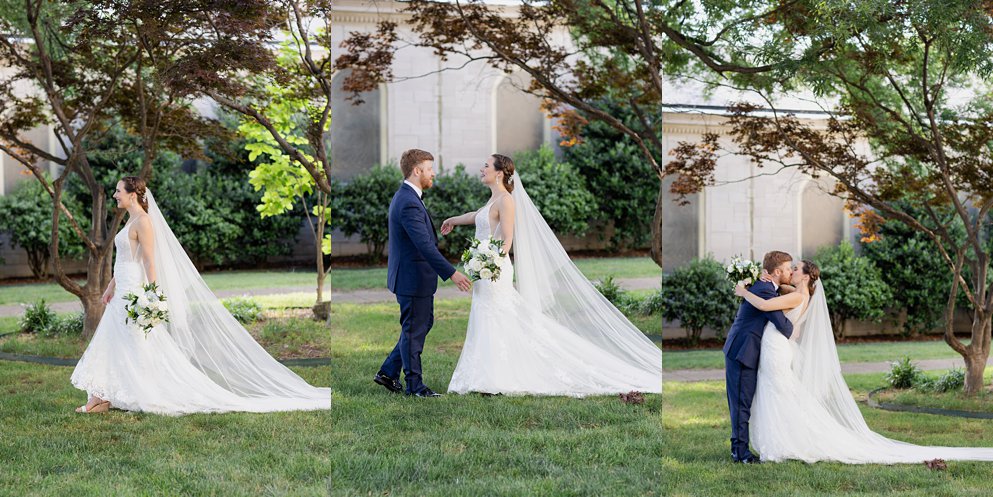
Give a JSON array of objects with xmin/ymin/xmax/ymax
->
[
  {"xmin": 145, "ymin": 190, "xmax": 332, "ymax": 404},
  {"xmin": 510, "ymin": 177, "xmax": 662, "ymax": 389},
  {"xmin": 787, "ymin": 280, "xmax": 993, "ymax": 462}
]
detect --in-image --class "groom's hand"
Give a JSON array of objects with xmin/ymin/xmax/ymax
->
[{"xmin": 452, "ymin": 271, "xmax": 472, "ymax": 292}]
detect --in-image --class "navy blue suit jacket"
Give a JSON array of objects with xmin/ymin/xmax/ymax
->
[
  {"xmin": 722, "ymin": 280, "xmax": 794, "ymax": 369},
  {"xmin": 386, "ymin": 183, "xmax": 456, "ymax": 297}
]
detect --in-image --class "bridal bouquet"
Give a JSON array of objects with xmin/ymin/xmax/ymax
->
[
  {"xmin": 725, "ymin": 256, "xmax": 762, "ymax": 287},
  {"xmin": 123, "ymin": 282, "xmax": 169, "ymax": 337},
  {"xmin": 461, "ymin": 237, "xmax": 506, "ymax": 282}
]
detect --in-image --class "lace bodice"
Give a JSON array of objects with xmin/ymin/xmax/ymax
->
[
  {"xmin": 784, "ymin": 295, "xmax": 810, "ymax": 329},
  {"xmin": 113, "ymin": 221, "xmax": 143, "ymax": 296},
  {"xmin": 474, "ymin": 200, "xmax": 501, "ymax": 241},
  {"xmin": 114, "ymin": 221, "xmax": 140, "ymax": 264}
]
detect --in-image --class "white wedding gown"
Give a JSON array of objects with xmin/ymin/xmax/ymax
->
[
  {"xmin": 448, "ymin": 196, "xmax": 662, "ymax": 396},
  {"xmin": 71, "ymin": 192, "xmax": 331, "ymax": 416},
  {"xmin": 751, "ymin": 282, "xmax": 993, "ymax": 463}
]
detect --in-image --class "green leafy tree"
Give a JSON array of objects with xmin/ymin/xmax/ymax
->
[
  {"xmin": 813, "ymin": 241, "xmax": 893, "ymax": 339},
  {"xmin": 657, "ymin": 257, "xmax": 738, "ymax": 344},
  {"xmin": 239, "ymin": 62, "xmax": 334, "ymax": 307},
  {"xmin": 514, "ymin": 145, "xmax": 598, "ymax": 237},
  {"xmin": 665, "ymin": 0, "xmax": 993, "ymax": 393},
  {"xmin": 0, "ymin": 0, "xmax": 273, "ymax": 338}
]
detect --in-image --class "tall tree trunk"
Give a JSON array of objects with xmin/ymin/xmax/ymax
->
[
  {"xmin": 649, "ymin": 181, "xmax": 665, "ymax": 269},
  {"xmin": 79, "ymin": 250, "xmax": 112, "ymax": 340},
  {"xmin": 960, "ymin": 312, "xmax": 992, "ymax": 395}
]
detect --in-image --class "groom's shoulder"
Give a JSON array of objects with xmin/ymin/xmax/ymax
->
[{"xmin": 749, "ymin": 280, "xmax": 776, "ymax": 296}]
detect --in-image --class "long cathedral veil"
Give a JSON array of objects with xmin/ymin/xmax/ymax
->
[
  {"xmin": 510, "ymin": 177, "xmax": 662, "ymax": 391},
  {"xmin": 140, "ymin": 190, "xmax": 331, "ymax": 405},
  {"xmin": 793, "ymin": 279, "xmax": 993, "ymax": 460}
]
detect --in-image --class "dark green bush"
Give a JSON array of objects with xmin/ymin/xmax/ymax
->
[
  {"xmin": 0, "ymin": 178, "xmax": 88, "ymax": 278},
  {"xmin": 423, "ymin": 164, "xmax": 489, "ymax": 258},
  {"xmin": 861, "ymin": 202, "xmax": 963, "ymax": 335},
  {"xmin": 813, "ymin": 241, "xmax": 892, "ymax": 339},
  {"xmin": 331, "ymin": 164, "xmax": 403, "ymax": 259},
  {"xmin": 514, "ymin": 145, "xmax": 598, "ymax": 237},
  {"xmin": 886, "ymin": 356, "xmax": 923, "ymax": 389},
  {"xmin": 562, "ymin": 99, "xmax": 659, "ymax": 249},
  {"xmin": 657, "ymin": 257, "xmax": 738, "ymax": 344}
]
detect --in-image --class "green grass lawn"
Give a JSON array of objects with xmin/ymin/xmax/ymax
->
[
  {"xmin": 663, "ymin": 339, "xmax": 964, "ymax": 370},
  {"xmin": 0, "ymin": 256, "xmax": 662, "ymax": 306},
  {"xmin": 661, "ymin": 373, "xmax": 993, "ymax": 496},
  {"xmin": 0, "ymin": 299, "xmax": 663, "ymax": 496}
]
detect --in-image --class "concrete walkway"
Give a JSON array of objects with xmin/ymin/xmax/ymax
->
[
  {"xmin": 662, "ymin": 357, "xmax": 993, "ymax": 383},
  {"xmin": 0, "ymin": 276, "xmax": 662, "ymax": 317}
]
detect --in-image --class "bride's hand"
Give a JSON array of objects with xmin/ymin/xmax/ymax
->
[
  {"xmin": 760, "ymin": 270, "xmax": 774, "ymax": 283},
  {"xmin": 101, "ymin": 289, "xmax": 113, "ymax": 305},
  {"xmin": 734, "ymin": 283, "xmax": 749, "ymax": 297},
  {"xmin": 440, "ymin": 218, "xmax": 455, "ymax": 236}
]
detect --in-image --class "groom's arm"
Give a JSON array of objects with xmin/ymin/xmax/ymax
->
[
  {"xmin": 399, "ymin": 201, "xmax": 456, "ymax": 281},
  {"xmin": 751, "ymin": 284, "xmax": 793, "ymax": 339}
]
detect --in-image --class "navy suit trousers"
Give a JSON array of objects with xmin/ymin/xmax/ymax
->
[{"xmin": 380, "ymin": 295, "xmax": 434, "ymax": 394}]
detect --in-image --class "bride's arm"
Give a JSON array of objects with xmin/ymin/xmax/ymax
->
[
  {"xmin": 496, "ymin": 194, "xmax": 515, "ymax": 252},
  {"xmin": 101, "ymin": 278, "xmax": 116, "ymax": 304},
  {"xmin": 734, "ymin": 283, "xmax": 803, "ymax": 311},
  {"xmin": 440, "ymin": 210, "xmax": 480, "ymax": 235},
  {"xmin": 135, "ymin": 216, "xmax": 157, "ymax": 283}
]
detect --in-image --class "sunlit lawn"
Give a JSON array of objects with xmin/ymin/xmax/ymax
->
[
  {"xmin": 0, "ymin": 299, "xmax": 663, "ymax": 496},
  {"xmin": 661, "ymin": 373, "xmax": 993, "ymax": 496}
]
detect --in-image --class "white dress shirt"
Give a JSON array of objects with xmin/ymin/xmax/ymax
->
[{"xmin": 403, "ymin": 180, "xmax": 423, "ymax": 199}]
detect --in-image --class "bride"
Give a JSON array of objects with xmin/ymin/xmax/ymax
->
[
  {"xmin": 70, "ymin": 176, "xmax": 332, "ymax": 415},
  {"xmin": 736, "ymin": 260, "xmax": 993, "ymax": 463},
  {"xmin": 439, "ymin": 154, "xmax": 662, "ymax": 396}
]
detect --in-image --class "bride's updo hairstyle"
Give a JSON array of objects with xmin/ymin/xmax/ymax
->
[
  {"xmin": 491, "ymin": 154, "xmax": 515, "ymax": 193},
  {"xmin": 121, "ymin": 176, "xmax": 149, "ymax": 212},
  {"xmin": 801, "ymin": 260, "xmax": 820, "ymax": 295}
]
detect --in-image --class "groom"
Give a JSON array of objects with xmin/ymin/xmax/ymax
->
[
  {"xmin": 723, "ymin": 250, "xmax": 795, "ymax": 463},
  {"xmin": 374, "ymin": 149, "xmax": 472, "ymax": 398}
]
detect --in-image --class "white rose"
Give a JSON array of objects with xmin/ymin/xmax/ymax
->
[
  {"xmin": 155, "ymin": 300, "xmax": 168, "ymax": 312},
  {"xmin": 468, "ymin": 259, "xmax": 484, "ymax": 272},
  {"xmin": 726, "ymin": 265, "xmax": 734, "ymax": 273},
  {"xmin": 479, "ymin": 268, "xmax": 493, "ymax": 280},
  {"xmin": 137, "ymin": 295, "xmax": 151, "ymax": 308},
  {"xmin": 743, "ymin": 277, "xmax": 753, "ymax": 285}
]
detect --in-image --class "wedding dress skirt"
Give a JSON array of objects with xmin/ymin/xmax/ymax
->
[
  {"xmin": 71, "ymin": 219, "xmax": 331, "ymax": 416},
  {"xmin": 448, "ymin": 199, "xmax": 660, "ymax": 396},
  {"xmin": 751, "ymin": 295, "xmax": 993, "ymax": 463}
]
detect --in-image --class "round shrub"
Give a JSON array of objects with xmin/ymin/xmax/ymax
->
[
  {"xmin": 514, "ymin": 145, "xmax": 598, "ymax": 237},
  {"xmin": 657, "ymin": 257, "xmax": 738, "ymax": 344},
  {"xmin": 813, "ymin": 241, "xmax": 892, "ymax": 339}
]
